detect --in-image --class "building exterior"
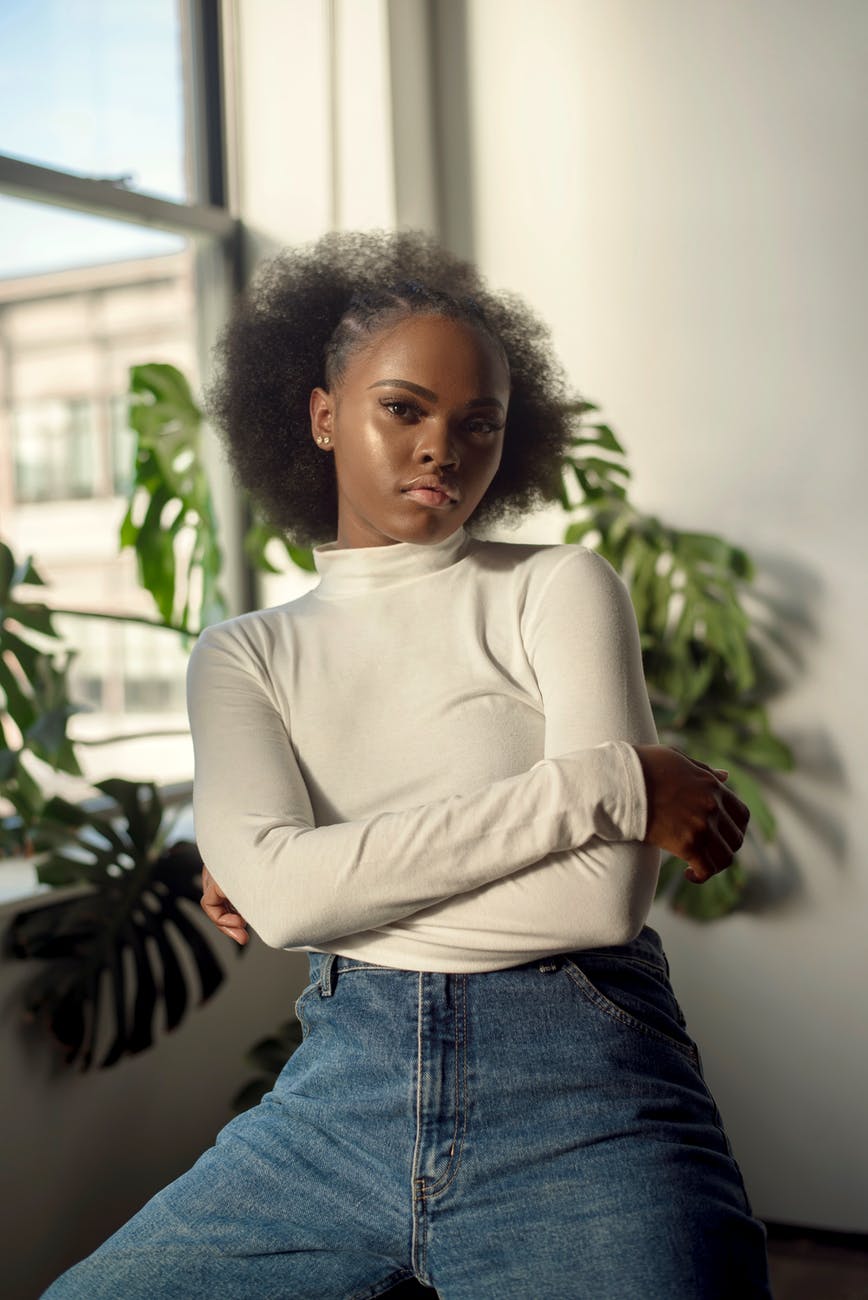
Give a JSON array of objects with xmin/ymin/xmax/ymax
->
[{"xmin": 0, "ymin": 250, "xmax": 198, "ymax": 802}]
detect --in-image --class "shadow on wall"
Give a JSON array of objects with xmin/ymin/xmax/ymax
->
[
  {"xmin": 737, "ymin": 548, "xmax": 847, "ymax": 915},
  {"xmin": 429, "ymin": 0, "xmax": 475, "ymax": 263}
]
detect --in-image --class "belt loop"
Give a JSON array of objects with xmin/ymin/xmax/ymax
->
[{"xmin": 319, "ymin": 953, "xmax": 337, "ymax": 997}]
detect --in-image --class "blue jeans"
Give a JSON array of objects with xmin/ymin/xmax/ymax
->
[{"xmin": 43, "ymin": 926, "xmax": 771, "ymax": 1298}]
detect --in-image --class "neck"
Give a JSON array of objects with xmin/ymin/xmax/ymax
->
[{"xmin": 312, "ymin": 525, "xmax": 470, "ymax": 599}]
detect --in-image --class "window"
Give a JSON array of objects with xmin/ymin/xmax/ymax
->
[
  {"xmin": 12, "ymin": 397, "xmax": 96, "ymax": 502},
  {"xmin": 0, "ymin": 0, "xmax": 189, "ymax": 203},
  {"xmin": 0, "ymin": 2, "xmax": 237, "ymax": 869}
]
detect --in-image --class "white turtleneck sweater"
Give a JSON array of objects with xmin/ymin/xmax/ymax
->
[{"xmin": 185, "ymin": 526, "xmax": 661, "ymax": 972}]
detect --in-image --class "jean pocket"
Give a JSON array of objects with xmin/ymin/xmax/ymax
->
[
  {"xmin": 561, "ymin": 952, "xmax": 700, "ymax": 1064},
  {"xmin": 293, "ymin": 980, "xmax": 319, "ymax": 1039}
]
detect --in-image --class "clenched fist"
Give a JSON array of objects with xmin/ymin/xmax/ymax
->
[{"xmin": 633, "ymin": 745, "xmax": 750, "ymax": 884}]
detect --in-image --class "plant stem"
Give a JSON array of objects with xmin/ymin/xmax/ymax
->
[{"xmin": 41, "ymin": 607, "xmax": 196, "ymax": 636}]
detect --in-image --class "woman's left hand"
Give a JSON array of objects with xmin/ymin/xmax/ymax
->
[{"xmin": 200, "ymin": 864, "xmax": 250, "ymax": 946}]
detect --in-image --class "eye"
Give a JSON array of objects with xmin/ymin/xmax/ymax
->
[
  {"xmin": 465, "ymin": 416, "xmax": 503, "ymax": 436},
  {"xmin": 380, "ymin": 399, "xmax": 422, "ymax": 421}
]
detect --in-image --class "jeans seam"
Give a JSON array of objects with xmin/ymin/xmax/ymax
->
[
  {"xmin": 425, "ymin": 975, "xmax": 469, "ymax": 1198},
  {"xmin": 410, "ymin": 972, "xmax": 427, "ymax": 1281},
  {"xmin": 691, "ymin": 1040, "xmax": 756, "ymax": 1218},
  {"xmin": 562, "ymin": 958, "xmax": 700, "ymax": 1064},
  {"xmin": 294, "ymin": 983, "xmax": 318, "ymax": 1037},
  {"xmin": 333, "ymin": 963, "xmax": 395, "ymax": 976}
]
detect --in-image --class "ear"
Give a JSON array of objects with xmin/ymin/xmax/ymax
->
[{"xmin": 310, "ymin": 387, "xmax": 335, "ymax": 447}]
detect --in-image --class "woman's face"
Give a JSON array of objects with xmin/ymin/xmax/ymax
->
[{"xmin": 310, "ymin": 313, "xmax": 510, "ymax": 548}]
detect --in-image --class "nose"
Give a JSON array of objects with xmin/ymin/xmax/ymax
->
[{"xmin": 415, "ymin": 419, "xmax": 460, "ymax": 470}]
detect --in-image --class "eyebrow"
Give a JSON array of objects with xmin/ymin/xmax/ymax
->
[{"xmin": 368, "ymin": 379, "xmax": 505, "ymax": 413}]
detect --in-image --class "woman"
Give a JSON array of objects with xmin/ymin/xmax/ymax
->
[{"xmin": 44, "ymin": 231, "xmax": 771, "ymax": 1298}]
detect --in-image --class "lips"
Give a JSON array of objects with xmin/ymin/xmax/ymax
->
[
  {"xmin": 401, "ymin": 476, "xmax": 460, "ymax": 502},
  {"xmin": 403, "ymin": 487, "xmax": 455, "ymax": 508}
]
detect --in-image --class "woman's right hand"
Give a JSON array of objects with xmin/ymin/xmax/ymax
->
[{"xmin": 633, "ymin": 744, "xmax": 750, "ymax": 884}]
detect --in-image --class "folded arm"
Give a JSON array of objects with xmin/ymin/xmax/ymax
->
[{"xmin": 186, "ymin": 601, "xmax": 647, "ymax": 950}]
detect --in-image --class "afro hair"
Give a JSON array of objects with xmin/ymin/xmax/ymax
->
[{"xmin": 205, "ymin": 229, "xmax": 578, "ymax": 547}]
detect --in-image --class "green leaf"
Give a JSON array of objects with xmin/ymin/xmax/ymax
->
[
  {"xmin": 564, "ymin": 519, "xmax": 599, "ymax": 546},
  {"xmin": 0, "ymin": 541, "xmax": 14, "ymax": 599},
  {"xmin": 735, "ymin": 733, "xmax": 794, "ymax": 771},
  {"xmin": 720, "ymin": 761, "xmax": 778, "ymax": 840},
  {"xmin": 285, "ymin": 543, "xmax": 316, "ymax": 573},
  {"xmin": 118, "ymin": 363, "xmax": 229, "ymax": 629},
  {"xmin": 7, "ymin": 783, "xmax": 232, "ymax": 1070},
  {"xmin": 570, "ymin": 423, "xmax": 626, "ymax": 455},
  {"xmin": 670, "ymin": 859, "xmax": 747, "ymax": 920},
  {"xmin": 6, "ymin": 600, "xmax": 60, "ymax": 639}
]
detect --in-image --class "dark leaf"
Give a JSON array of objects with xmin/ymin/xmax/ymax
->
[
  {"xmin": 100, "ymin": 942, "xmax": 129, "ymax": 1068},
  {"xmin": 162, "ymin": 895, "xmax": 224, "ymax": 1004},
  {"xmin": 140, "ymin": 902, "xmax": 188, "ymax": 1032},
  {"xmin": 8, "ymin": 783, "xmax": 225, "ymax": 1070},
  {"xmin": 126, "ymin": 921, "xmax": 158, "ymax": 1055},
  {"xmin": 671, "ymin": 859, "xmax": 747, "ymax": 920}
]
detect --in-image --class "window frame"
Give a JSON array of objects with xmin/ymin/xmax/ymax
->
[
  {"xmin": 0, "ymin": 0, "xmax": 249, "ymax": 595},
  {"xmin": 0, "ymin": 0, "xmax": 251, "ymax": 900},
  {"xmin": 0, "ymin": 0, "xmax": 236, "ymax": 239}
]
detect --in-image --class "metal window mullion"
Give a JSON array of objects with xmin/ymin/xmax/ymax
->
[
  {"xmin": 0, "ymin": 153, "xmax": 235, "ymax": 240},
  {"xmin": 186, "ymin": 0, "xmax": 228, "ymax": 211}
]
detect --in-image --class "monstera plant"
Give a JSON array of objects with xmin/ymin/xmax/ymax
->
[{"xmin": 2, "ymin": 363, "xmax": 792, "ymax": 1073}]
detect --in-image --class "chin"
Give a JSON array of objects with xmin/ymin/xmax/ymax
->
[{"xmin": 397, "ymin": 510, "xmax": 465, "ymax": 542}]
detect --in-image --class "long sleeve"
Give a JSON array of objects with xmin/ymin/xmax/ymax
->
[
  {"xmin": 520, "ymin": 546, "xmax": 662, "ymax": 944},
  {"xmin": 186, "ymin": 621, "xmax": 646, "ymax": 951}
]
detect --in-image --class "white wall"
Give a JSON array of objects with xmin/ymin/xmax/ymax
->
[
  {"xmin": 229, "ymin": 0, "xmax": 398, "ymax": 259},
  {"xmin": 457, "ymin": 0, "xmax": 868, "ymax": 1231}
]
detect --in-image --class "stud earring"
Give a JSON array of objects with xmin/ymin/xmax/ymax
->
[{"xmin": 316, "ymin": 435, "xmax": 331, "ymax": 445}]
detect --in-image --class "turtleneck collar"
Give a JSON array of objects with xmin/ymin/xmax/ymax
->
[{"xmin": 312, "ymin": 525, "xmax": 470, "ymax": 599}]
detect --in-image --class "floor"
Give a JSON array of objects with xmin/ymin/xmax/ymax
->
[
  {"xmin": 383, "ymin": 1224, "xmax": 868, "ymax": 1298},
  {"xmin": 765, "ymin": 1224, "xmax": 868, "ymax": 1300}
]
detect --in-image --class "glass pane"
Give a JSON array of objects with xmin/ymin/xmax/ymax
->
[
  {"xmin": 0, "ymin": 0, "xmax": 189, "ymax": 202},
  {"xmin": 0, "ymin": 195, "xmax": 200, "ymax": 808},
  {"xmin": 0, "ymin": 194, "xmax": 184, "ymax": 278}
]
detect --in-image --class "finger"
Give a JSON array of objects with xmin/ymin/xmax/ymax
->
[
  {"xmin": 685, "ymin": 834, "xmax": 737, "ymax": 883},
  {"xmin": 219, "ymin": 923, "xmax": 250, "ymax": 946},
  {"xmin": 721, "ymin": 786, "xmax": 751, "ymax": 832},
  {"xmin": 201, "ymin": 896, "xmax": 239, "ymax": 923},
  {"xmin": 202, "ymin": 881, "xmax": 237, "ymax": 911},
  {"xmin": 678, "ymin": 751, "xmax": 727, "ymax": 780},
  {"xmin": 218, "ymin": 913, "xmax": 248, "ymax": 931},
  {"xmin": 716, "ymin": 805, "xmax": 747, "ymax": 857}
]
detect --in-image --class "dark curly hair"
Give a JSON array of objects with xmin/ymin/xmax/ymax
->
[{"xmin": 205, "ymin": 229, "xmax": 577, "ymax": 547}]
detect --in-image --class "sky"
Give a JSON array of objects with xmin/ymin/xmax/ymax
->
[{"xmin": 0, "ymin": 0, "xmax": 187, "ymax": 277}]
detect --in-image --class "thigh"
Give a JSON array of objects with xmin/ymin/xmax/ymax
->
[
  {"xmin": 426, "ymin": 930, "xmax": 772, "ymax": 1300},
  {"xmin": 42, "ymin": 968, "xmax": 422, "ymax": 1300}
]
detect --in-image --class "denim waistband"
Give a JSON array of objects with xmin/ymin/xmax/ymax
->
[{"xmin": 305, "ymin": 925, "xmax": 668, "ymax": 998}]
